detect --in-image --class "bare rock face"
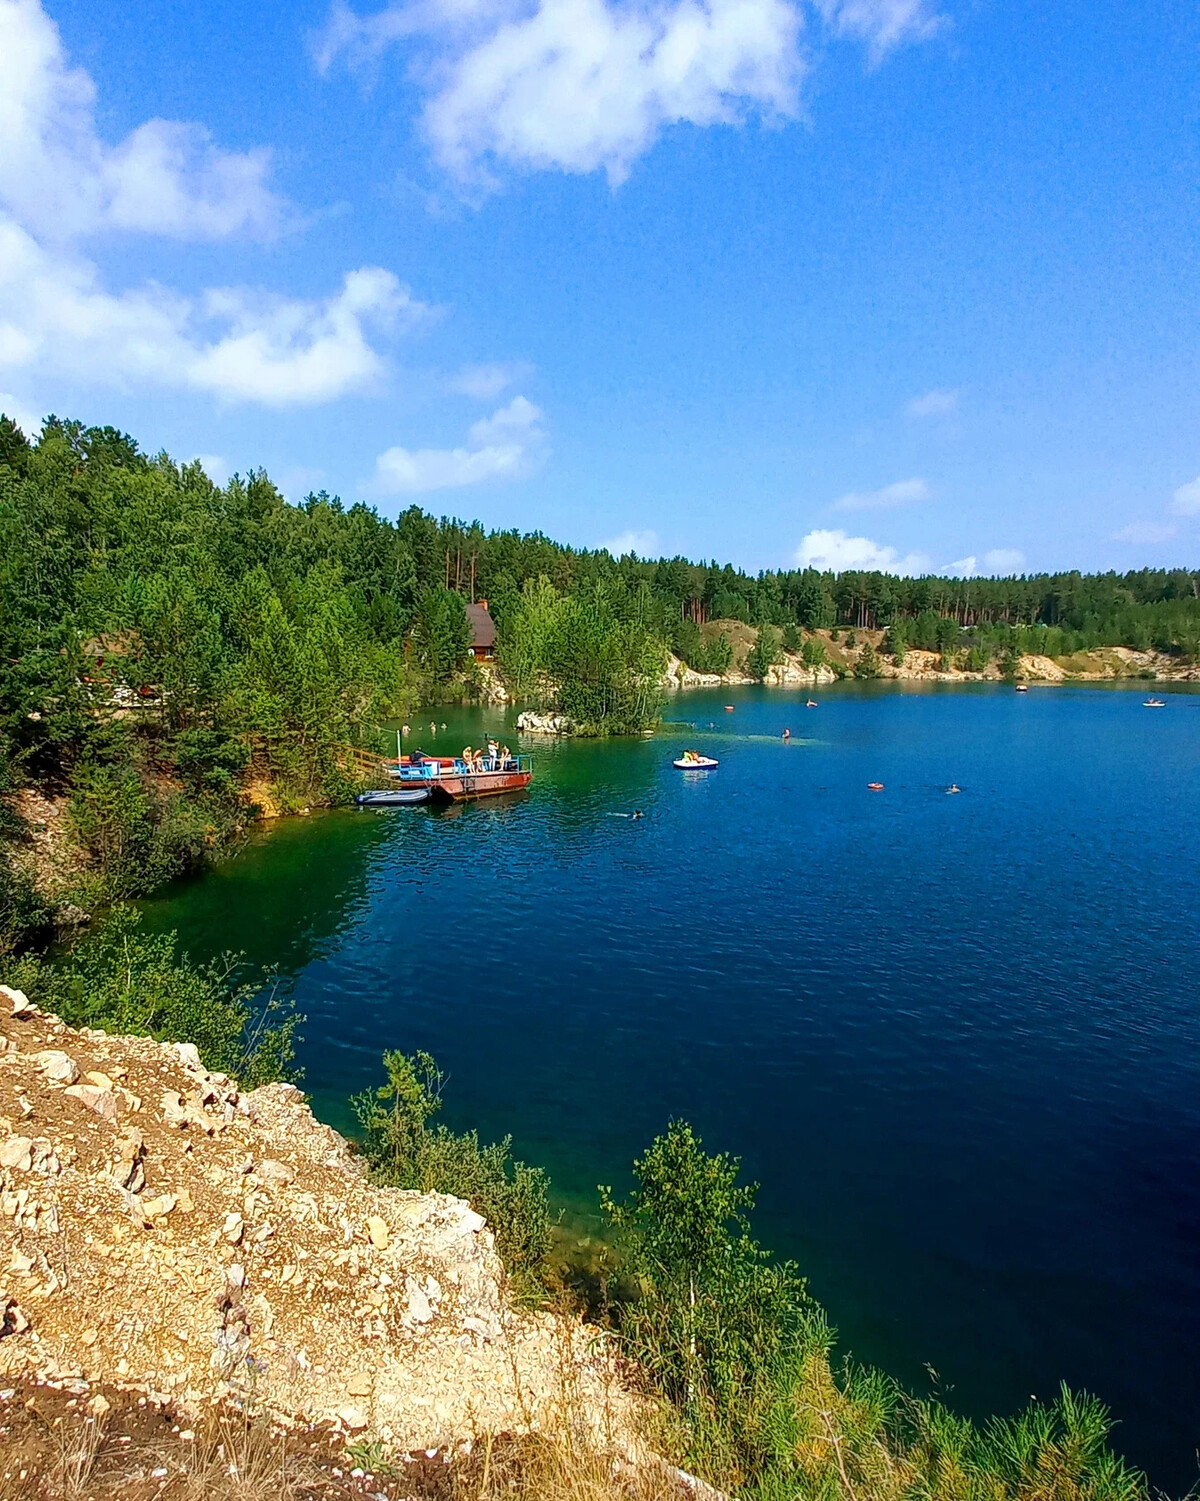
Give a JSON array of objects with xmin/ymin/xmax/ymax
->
[
  {"xmin": 0, "ymin": 1001, "xmax": 633, "ymax": 1453},
  {"xmin": 515, "ymin": 710, "xmax": 573, "ymax": 735}
]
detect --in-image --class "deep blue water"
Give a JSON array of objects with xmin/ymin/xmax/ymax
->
[{"xmin": 141, "ymin": 683, "xmax": 1200, "ymax": 1488}]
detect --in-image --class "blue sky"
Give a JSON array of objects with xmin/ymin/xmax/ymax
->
[{"xmin": 1, "ymin": 0, "xmax": 1198, "ymax": 575}]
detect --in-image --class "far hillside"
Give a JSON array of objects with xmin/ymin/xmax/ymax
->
[{"xmin": 1, "ymin": 413, "xmax": 1198, "ymax": 952}]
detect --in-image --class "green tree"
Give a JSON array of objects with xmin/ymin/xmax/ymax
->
[
  {"xmin": 412, "ymin": 587, "xmax": 472, "ymax": 683},
  {"xmin": 854, "ymin": 642, "xmax": 882, "ymax": 679},
  {"xmin": 781, "ymin": 621, "xmax": 802, "ymax": 653},
  {"xmin": 800, "ymin": 636, "xmax": 827, "ymax": 669},
  {"xmin": 745, "ymin": 626, "xmax": 782, "ymax": 681},
  {"xmin": 602, "ymin": 1122, "xmax": 808, "ymax": 1481}
]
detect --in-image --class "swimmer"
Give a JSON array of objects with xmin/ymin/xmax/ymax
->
[
  {"xmin": 946, "ymin": 784, "xmax": 961, "ymax": 794},
  {"xmin": 782, "ymin": 728, "xmax": 791, "ymax": 741}
]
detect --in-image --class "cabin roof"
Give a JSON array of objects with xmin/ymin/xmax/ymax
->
[{"xmin": 465, "ymin": 602, "xmax": 496, "ymax": 649}]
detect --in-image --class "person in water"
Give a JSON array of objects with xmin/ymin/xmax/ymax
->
[{"xmin": 782, "ymin": 728, "xmax": 791, "ymax": 740}]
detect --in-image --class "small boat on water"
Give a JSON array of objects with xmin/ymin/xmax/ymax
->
[
  {"xmin": 1015, "ymin": 684, "xmax": 1029, "ymax": 693},
  {"xmin": 355, "ymin": 786, "xmax": 431, "ymax": 807},
  {"xmin": 675, "ymin": 751, "xmax": 719, "ymax": 770},
  {"xmin": 867, "ymin": 782, "xmax": 885, "ymax": 791},
  {"xmin": 806, "ymin": 700, "xmax": 818, "ymax": 708},
  {"xmin": 1143, "ymin": 698, "xmax": 1166, "ymax": 708},
  {"xmin": 724, "ymin": 705, "xmax": 735, "ymax": 712}
]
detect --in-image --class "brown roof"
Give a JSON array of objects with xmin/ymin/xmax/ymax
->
[{"xmin": 465, "ymin": 602, "xmax": 496, "ymax": 649}]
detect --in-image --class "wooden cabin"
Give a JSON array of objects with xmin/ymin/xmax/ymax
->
[{"xmin": 466, "ymin": 600, "xmax": 497, "ymax": 661}]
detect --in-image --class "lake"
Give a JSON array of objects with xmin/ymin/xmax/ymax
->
[{"xmin": 140, "ymin": 682, "xmax": 1200, "ymax": 1489}]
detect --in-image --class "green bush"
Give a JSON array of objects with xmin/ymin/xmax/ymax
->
[
  {"xmin": 746, "ymin": 626, "xmax": 782, "ymax": 681},
  {"xmin": 354, "ymin": 1050, "xmax": 553, "ymax": 1294},
  {"xmin": 22, "ymin": 906, "xmax": 299, "ymax": 1085},
  {"xmin": 801, "ymin": 636, "xmax": 827, "ymax": 669},
  {"xmin": 692, "ymin": 633, "xmax": 734, "ymax": 675},
  {"xmin": 781, "ymin": 622, "xmax": 802, "ymax": 653},
  {"xmin": 854, "ymin": 643, "xmax": 882, "ymax": 679}
]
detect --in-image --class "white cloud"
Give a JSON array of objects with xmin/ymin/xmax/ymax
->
[
  {"xmin": 602, "ymin": 529, "xmax": 661, "ymax": 557},
  {"xmin": 447, "ymin": 360, "xmax": 532, "ymax": 400},
  {"xmin": 832, "ymin": 476, "xmax": 929, "ymax": 511},
  {"xmin": 320, "ymin": 0, "xmax": 941, "ymax": 186},
  {"xmin": 0, "ymin": 0, "xmax": 286, "ymax": 243},
  {"xmin": 813, "ymin": 0, "xmax": 944, "ymax": 61},
  {"xmin": 0, "ymin": 0, "xmax": 426, "ymax": 408},
  {"xmin": 941, "ymin": 555, "xmax": 976, "ymax": 577},
  {"xmin": 316, "ymin": 0, "xmax": 945, "ymax": 186},
  {"xmin": 795, "ymin": 527, "xmax": 930, "ymax": 574},
  {"xmin": 904, "ymin": 387, "xmax": 958, "ymax": 419},
  {"xmin": 1110, "ymin": 522, "xmax": 1178, "ymax": 545},
  {"xmin": 0, "ymin": 222, "xmax": 422, "ymax": 405},
  {"xmin": 0, "ymin": 390, "xmax": 41, "ymax": 437},
  {"xmin": 1171, "ymin": 477, "xmax": 1200, "ymax": 516},
  {"xmin": 370, "ymin": 393, "xmax": 546, "ymax": 493},
  {"xmin": 983, "ymin": 547, "xmax": 1025, "ymax": 573}
]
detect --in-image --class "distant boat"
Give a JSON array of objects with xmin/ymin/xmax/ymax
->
[
  {"xmin": 1015, "ymin": 684, "xmax": 1029, "ymax": 693},
  {"xmin": 1143, "ymin": 698, "xmax": 1166, "ymax": 708},
  {"xmin": 675, "ymin": 753, "xmax": 719, "ymax": 770},
  {"xmin": 867, "ymin": 782, "xmax": 885, "ymax": 791},
  {"xmin": 806, "ymin": 699, "xmax": 818, "ymax": 708},
  {"xmin": 724, "ymin": 705, "xmax": 735, "ymax": 712},
  {"xmin": 356, "ymin": 786, "xmax": 431, "ymax": 807}
]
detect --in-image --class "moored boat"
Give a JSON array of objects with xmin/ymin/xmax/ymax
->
[
  {"xmin": 355, "ymin": 786, "xmax": 431, "ymax": 807},
  {"xmin": 386, "ymin": 751, "xmax": 533, "ymax": 802}
]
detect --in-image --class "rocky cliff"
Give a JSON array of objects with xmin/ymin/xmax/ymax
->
[{"xmin": 0, "ymin": 987, "xmax": 632, "ymax": 1456}]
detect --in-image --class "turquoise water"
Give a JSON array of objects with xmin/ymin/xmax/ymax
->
[{"xmin": 140, "ymin": 683, "xmax": 1200, "ymax": 1487}]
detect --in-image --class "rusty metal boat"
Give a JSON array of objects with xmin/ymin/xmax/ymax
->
[{"xmin": 386, "ymin": 752, "xmax": 532, "ymax": 803}]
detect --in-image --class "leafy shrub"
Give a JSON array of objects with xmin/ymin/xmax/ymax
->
[
  {"xmin": 691, "ymin": 633, "xmax": 733, "ymax": 675},
  {"xmin": 781, "ymin": 622, "xmax": 802, "ymax": 653},
  {"xmin": 746, "ymin": 626, "xmax": 782, "ymax": 681},
  {"xmin": 801, "ymin": 636, "xmax": 827, "ymax": 669},
  {"xmin": 854, "ymin": 643, "xmax": 882, "ymax": 679},
  {"xmin": 354, "ymin": 1050, "xmax": 553, "ymax": 1294},
  {"xmin": 23, "ymin": 906, "xmax": 299, "ymax": 1085}
]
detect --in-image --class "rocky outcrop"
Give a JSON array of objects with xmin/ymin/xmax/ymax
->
[
  {"xmin": 516, "ymin": 710, "xmax": 573, "ymax": 735},
  {"xmin": 0, "ymin": 987, "xmax": 633, "ymax": 1453},
  {"xmin": 663, "ymin": 652, "xmax": 835, "ymax": 691},
  {"xmin": 475, "ymin": 664, "xmax": 510, "ymax": 705}
]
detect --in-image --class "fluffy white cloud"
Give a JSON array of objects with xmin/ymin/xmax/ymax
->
[
  {"xmin": 941, "ymin": 555, "xmax": 976, "ymax": 576},
  {"xmin": 0, "ymin": 0, "xmax": 286, "ymax": 243},
  {"xmin": 832, "ymin": 476, "xmax": 929, "ymax": 511},
  {"xmin": 602, "ymin": 529, "xmax": 661, "ymax": 557},
  {"xmin": 0, "ymin": 221, "xmax": 421, "ymax": 405},
  {"xmin": 316, "ymin": 0, "xmax": 943, "ymax": 185},
  {"xmin": 0, "ymin": 0, "xmax": 428, "ymax": 408},
  {"xmin": 904, "ymin": 386, "xmax": 957, "ymax": 418},
  {"xmin": 795, "ymin": 527, "xmax": 930, "ymax": 574},
  {"xmin": 983, "ymin": 547, "xmax": 1025, "ymax": 573},
  {"xmin": 813, "ymin": 0, "xmax": 943, "ymax": 61},
  {"xmin": 370, "ymin": 393, "xmax": 546, "ymax": 493},
  {"xmin": 1171, "ymin": 477, "xmax": 1200, "ymax": 516}
]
